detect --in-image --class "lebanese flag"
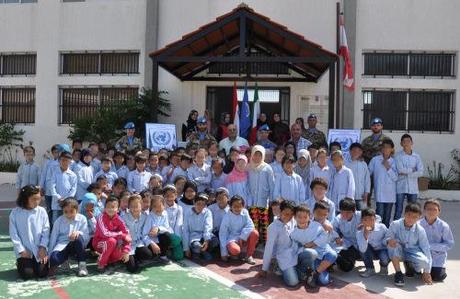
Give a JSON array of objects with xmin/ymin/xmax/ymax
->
[
  {"xmin": 232, "ymin": 81, "xmax": 240, "ymax": 131},
  {"xmin": 249, "ymin": 83, "xmax": 260, "ymax": 145},
  {"xmin": 339, "ymin": 15, "xmax": 354, "ymax": 91}
]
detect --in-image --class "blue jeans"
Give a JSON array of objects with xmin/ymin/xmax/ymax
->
[
  {"xmin": 49, "ymin": 236, "xmax": 86, "ymax": 267},
  {"xmin": 388, "ymin": 245, "xmax": 431, "ymax": 273},
  {"xmin": 394, "ymin": 193, "xmax": 418, "ymax": 220},
  {"xmin": 361, "ymin": 245, "xmax": 389, "ymax": 269},
  {"xmin": 282, "ymin": 266, "xmax": 299, "ymax": 287},
  {"xmin": 297, "ymin": 248, "xmax": 318, "ymax": 275},
  {"xmin": 190, "ymin": 236, "xmax": 219, "ymax": 254},
  {"xmin": 376, "ymin": 202, "xmax": 393, "ymax": 227}
]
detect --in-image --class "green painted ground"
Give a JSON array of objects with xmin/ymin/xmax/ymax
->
[{"xmin": 0, "ymin": 210, "xmax": 246, "ymax": 299}]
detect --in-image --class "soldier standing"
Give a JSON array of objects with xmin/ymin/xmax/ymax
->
[
  {"xmin": 361, "ymin": 117, "xmax": 393, "ymax": 164},
  {"xmin": 187, "ymin": 116, "xmax": 216, "ymax": 148},
  {"xmin": 115, "ymin": 122, "xmax": 143, "ymax": 154},
  {"xmin": 304, "ymin": 114, "xmax": 327, "ymax": 148}
]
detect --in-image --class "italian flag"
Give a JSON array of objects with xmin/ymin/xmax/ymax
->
[{"xmin": 249, "ymin": 83, "xmax": 260, "ymax": 145}]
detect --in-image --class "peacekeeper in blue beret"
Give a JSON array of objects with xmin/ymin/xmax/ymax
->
[{"xmin": 115, "ymin": 122, "xmax": 143, "ymax": 154}]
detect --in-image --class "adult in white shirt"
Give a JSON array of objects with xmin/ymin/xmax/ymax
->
[{"xmin": 219, "ymin": 124, "xmax": 249, "ymax": 155}]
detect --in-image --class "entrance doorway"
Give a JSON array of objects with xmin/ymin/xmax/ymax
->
[{"xmin": 206, "ymin": 86, "xmax": 290, "ymax": 129}]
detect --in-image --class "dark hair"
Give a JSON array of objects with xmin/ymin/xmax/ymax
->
[
  {"xmin": 87, "ymin": 182, "xmax": 101, "ymax": 192},
  {"xmin": 23, "ymin": 145, "xmax": 36, "ymax": 154},
  {"xmin": 307, "ymin": 144, "xmax": 319, "ymax": 150},
  {"xmin": 105, "ymin": 196, "xmax": 119, "ymax": 207},
  {"xmin": 195, "ymin": 193, "xmax": 208, "ymax": 203},
  {"xmin": 173, "ymin": 175, "xmax": 187, "ymax": 184},
  {"xmin": 349, "ymin": 142, "xmax": 363, "ymax": 151},
  {"xmin": 211, "ymin": 157, "xmax": 225, "ymax": 168},
  {"xmin": 51, "ymin": 144, "xmax": 59, "ymax": 152},
  {"xmin": 280, "ymin": 200, "xmax": 296, "ymax": 212},
  {"xmin": 381, "ymin": 139, "xmax": 395, "ymax": 148},
  {"xmin": 339, "ymin": 197, "xmax": 356, "ymax": 212},
  {"xmin": 163, "ymin": 185, "xmax": 177, "ymax": 195},
  {"xmin": 101, "ymin": 157, "xmax": 113, "ymax": 164},
  {"xmin": 424, "ymin": 198, "xmax": 441, "ymax": 210},
  {"xmin": 113, "ymin": 151, "xmax": 126, "ymax": 160},
  {"xmin": 183, "ymin": 180, "xmax": 198, "ymax": 193},
  {"xmin": 229, "ymin": 195, "xmax": 245, "ymax": 207},
  {"xmin": 150, "ymin": 194, "xmax": 164, "ymax": 207},
  {"xmin": 96, "ymin": 175, "xmax": 107, "ymax": 182},
  {"xmin": 135, "ymin": 155, "xmax": 147, "ymax": 163},
  {"xmin": 113, "ymin": 177, "xmax": 127, "ymax": 188},
  {"xmin": 310, "ymin": 177, "xmax": 328, "ymax": 190},
  {"xmin": 140, "ymin": 190, "xmax": 152, "ymax": 199},
  {"xmin": 405, "ymin": 202, "xmax": 422, "ymax": 215},
  {"xmin": 313, "ymin": 201, "xmax": 330, "ymax": 212},
  {"xmin": 16, "ymin": 185, "xmax": 40, "ymax": 209},
  {"xmin": 400, "ymin": 133, "xmax": 413, "ymax": 142},
  {"xmin": 59, "ymin": 151, "xmax": 72, "ymax": 160},
  {"xmin": 61, "ymin": 197, "xmax": 79, "ymax": 210},
  {"xmin": 361, "ymin": 207, "xmax": 376, "ymax": 218},
  {"xmin": 295, "ymin": 204, "xmax": 310, "ymax": 215},
  {"xmin": 274, "ymin": 146, "xmax": 286, "ymax": 155},
  {"xmin": 72, "ymin": 139, "xmax": 83, "ymax": 146},
  {"xmin": 181, "ymin": 154, "xmax": 193, "ymax": 162},
  {"xmin": 128, "ymin": 194, "xmax": 142, "ymax": 206},
  {"xmin": 282, "ymin": 155, "xmax": 296, "ymax": 165},
  {"xmin": 329, "ymin": 141, "xmax": 341, "ymax": 151}
]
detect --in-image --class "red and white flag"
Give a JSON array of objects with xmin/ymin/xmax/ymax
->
[
  {"xmin": 232, "ymin": 81, "xmax": 240, "ymax": 131},
  {"xmin": 339, "ymin": 15, "xmax": 354, "ymax": 91}
]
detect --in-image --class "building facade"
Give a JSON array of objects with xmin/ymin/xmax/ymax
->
[{"xmin": 0, "ymin": 0, "xmax": 458, "ymax": 169}]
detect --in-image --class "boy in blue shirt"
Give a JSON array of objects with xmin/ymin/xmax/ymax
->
[
  {"xmin": 357, "ymin": 208, "xmax": 389, "ymax": 277},
  {"xmin": 386, "ymin": 203, "xmax": 432, "ymax": 287},
  {"xmin": 419, "ymin": 199, "xmax": 454, "ymax": 282},
  {"xmin": 16, "ymin": 146, "xmax": 41, "ymax": 194}
]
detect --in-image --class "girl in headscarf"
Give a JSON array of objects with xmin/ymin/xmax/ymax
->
[
  {"xmin": 178, "ymin": 180, "xmax": 198, "ymax": 217},
  {"xmin": 294, "ymin": 149, "xmax": 313, "ymax": 199},
  {"xmin": 248, "ymin": 145, "xmax": 275, "ymax": 242},
  {"xmin": 225, "ymin": 155, "xmax": 251, "ymax": 202},
  {"xmin": 75, "ymin": 149, "xmax": 94, "ymax": 201},
  {"xmin": 182, "ymin": 109, "xmax": 198, "ymax": 141}
]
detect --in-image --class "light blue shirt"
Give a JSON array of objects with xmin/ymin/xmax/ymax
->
[
  {"xmin": 94, "ymin": 170, "xmax": 118, "ymax": 189},
  {"xmin": 169, "ymin": 166, "xmax": 189, "ymax": 185},
  {"xmin": 76, "ymin": 162, "xmax": 94, "ymax": 201},
  {"xmin": 219, "ymin": 209, "xmax": 255, "ymax": 256},
  {"xmin": 291, "ymin": 221, "xmax": 329, "ymax": 258},
  {"xmin": 385, "ymin": 218, "xmax": 432, "ymax": 271},
  {"xmin": 113, "ymin": 165, "xmax": 130, "ymax": 179},
  {"xmin": 142, "ymin": 211, "xmax": 172, "ymax": 245},
  {"xmin": 328, "ymin": 166, "xmax": 355, "ymax": 207},
  {"xmin": 395, "ymin": 150, "xmax": 424, "ymax": 194},
  {"xmin": 333, "ymin": 211, "xmax": 362, "ymax": 249},
  {"xmin": 208, "ymin": 203, "xmax": 229, "ymax": 231},
  {"xmin": 346, "ymin": 160, "xmax": 371, "ymax": 200},
  {"xmin": 182, "ymin": 207, "xmax": 214, "ymax": 251},
  {"xmin": 305, "ymin": 196, "xmax": 336, "ymax": 222},
  {"xmin": 309, "ymin": 164, "xmax": 331, "ymax": 187},
  {"xmin": 369, "ymin": 155, "xmax": 398, "ymax": 203},
  {"xmin": 9, "ymin": 206, "xmax": 50, "ymax": 261},
  {"xmin": 270, "ymin": 161, "xmax": 284, "ymax": 179},
  {"xmin": 211, "ymin": 172, "xmax": 227, "ymax": 190},
  {"xmin": 289, "ymin": 137, "xmax": 312, "ymax": 156},
  {"xmin": 273, "ymin": 171, "xmax": 306, "ymax": 205},
  {"xmin": 49, "ymin": 213, "xmax": 89, "ymax": 252},
  {"xmin": 122, "ymin": 211, "xmax": 147, "ymax": 255},
  {"xmin": 127, "ymin": 169, "xmax": 152, "ymax": 193},
  {"xmin": 165, "ymin": 203, "xmax": 183, "ymax": 236},
  {"xmin": 356, "ymin": 222, "xmax": 387, "ymax": 252},
  {"xmin": 91, "ymin": 158, "xmax": 101, "ymax": 175},
  {"xmin": 248, "ymin": 164, "xmax": 275, "ymax": 208},
  {"xmin": 187, "ymin": 163, "xmax": 212, "ymax": 193},
  {"xmin": 40, "ymin": 159, "xmax": 58, "ymax": 196},
  {"xmin": 177, "ymin": 199, "xmax": 194, "ymax": 221},
  {"xmin": 16, "ymin": 161, "xmax": 40, "ymax": 190},
  {"xmin": 419, "ymin": 217, "xmax": 454, "ymax": 268},
  {"xmin": 48, "ymin": 168, "xmax": 77, "ymax": 211},
  {"xmin": 227, "ymin": 180, "xmax": 251, "ymax": 205},
  {"xmin": 262, "ymin": 218, "xmax": 298, "ymax": 271}
]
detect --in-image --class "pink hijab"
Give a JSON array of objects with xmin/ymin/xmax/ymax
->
[{"xmin": 225, "ymin": 154, "xmax": 248, "ymax": 184}]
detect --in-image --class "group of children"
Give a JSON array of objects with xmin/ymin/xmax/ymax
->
[{"xmin": 9, "ymin": 133, "xmax": 454, "ymax": 290}]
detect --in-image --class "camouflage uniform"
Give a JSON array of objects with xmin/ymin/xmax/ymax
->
[
  {"xmin": 361, "ymin": 133, "xmax": 392, "ymax": 164},
  {"xmin": 303, "ymin": 128, "xmax": 327, "ymax": 148},
  {"xmin": 187, "ymin": 132, "xmax": 216, "ymax": 149},
  {"xmin": 115, "ymin": 135, "xmax": 143, "ymax": 154}
]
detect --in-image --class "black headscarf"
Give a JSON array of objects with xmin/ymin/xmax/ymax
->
[{"xmin": 79, "ymin": 148, "xmax": 92, "ymax": 166}]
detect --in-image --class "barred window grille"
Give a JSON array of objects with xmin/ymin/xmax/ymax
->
[
  {"xmin": 0, "ymin": 53, "xmax": 36, "ymax": 76},
  {"xmin": 61, "ymin": 51, "xmax": 140, "ymax": 75},
  {"xmin": 59, "ymin": 87, "xmax": 138, "ymax": 124},
  {"xmin": 362, "ymin": 89, "xmax": 455, "ymax": 133},
  {"xmin": 363, "ymin": 52, "xmax": 455, "ymax": 77},
  {"xmin": 0, "ymin": 87, "xmax": 35, "ymax": 123}
]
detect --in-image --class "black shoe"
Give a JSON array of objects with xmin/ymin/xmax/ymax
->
[
  {"xmin": 305, "ymin": 270, "xmax": 318, "ymax": 289},
  {"xmin": 394, "ymin": 271, "xmax": 405, "ymax": 287},
  {"xmin": 404, "ymin": 262, "xmax": 415, "ymax": 277}
]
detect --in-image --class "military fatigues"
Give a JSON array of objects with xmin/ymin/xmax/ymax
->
[
  {"xmin": 361, "ymin": 133, "xmax": 392, "ymax": 164},
  {"xmin": 115, "ymin": 135, "xmax": 143, "ymax": 154},
  {"xmin": 187, "ymin": 132, "xmax": 216, "ymax": 149},
  {"xmin": 303, "ymin": 128, "xmax": 327, "ymax": 148}
]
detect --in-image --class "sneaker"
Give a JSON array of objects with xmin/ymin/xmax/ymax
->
[
  {"xmin": 159, "ymin": 256, "xmax": 171, "ymax": 265},
  {"xmin": 379, "ymin": 266, "xmax": 388, "ymax": 275},
  {"xmin": 77, "ymin": 262, "xmax": 88, "ymax": 277},
  {"xmin": 244, "ymin": 256, "xmax": 256, "ymax": 265},
  {"xmin": 404, "ymin": 261, "xmax": 415, "ymax": 277},
  {"xmin": 305, "ymin": 270, "xmax": 318, "ymax": 289},
  {"xmin": 360, "ymin": 268, "xmax": 376, "ymax": 278},
  {"xmin": 60, "ymin": 260, "xmax": 71, "ymax": 272},
  {"xmin": 394, "ymin": 271, "xmax": 405, "ymax": 287}
]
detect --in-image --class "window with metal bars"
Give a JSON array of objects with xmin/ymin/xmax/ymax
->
[
  {"xmin": 363, "ymin": 52, "xmax": 455, "ymax": 77},
  {"xmin": 0, "ymin": 87, "xmax": 35, "ymax": 124},
  {"xmin": 59, "ymin": 87, "xmax": 138, "ymax": 124},
  {"xmin": 60, "ymin": 51, "xmax": 139, "ymax": 75},
  {"xmin": 0, "ymin": 53, "xmax": 36, "ymax": 76},
  {"xmin": 362, "ymin": 89, "xmax": 455, "ymax": 133}
]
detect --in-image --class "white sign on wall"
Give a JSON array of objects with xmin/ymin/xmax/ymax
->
[
  {"xmin": 327, "ymin": 129, "xmax": 361, "ymax": 154},
  {"xmin": 145, "ymin": 123, "xmax": 177, "ymax": 151}
]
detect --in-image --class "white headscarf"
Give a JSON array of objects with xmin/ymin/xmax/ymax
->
[{"xmin": 250, "ymin": 145, "xmax": 268, "ymax": 171}]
